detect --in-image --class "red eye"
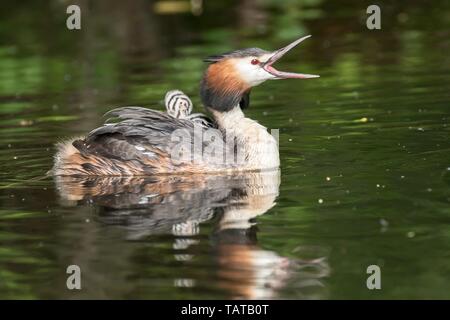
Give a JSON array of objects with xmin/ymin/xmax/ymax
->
[{"xmin": 251, "ymin": 59, "xmax": 260, "ymax": 65}]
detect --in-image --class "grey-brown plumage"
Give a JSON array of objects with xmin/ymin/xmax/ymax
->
[
  {"xmin": 203, "ymin": 48, "xmax": 269, "ymax": 63},
  {"xmin": 53, "ymin": 107, "xmax": 233, "ymax": 176}
]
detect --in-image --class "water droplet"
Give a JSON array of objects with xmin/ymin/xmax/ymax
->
[
  {"xmin": 379, "ymin": 219, "xmax": 389, "ymax": 227},
  {"xmin": 355, "ymin": 117, "xmax": 368, "ymax": 123}
]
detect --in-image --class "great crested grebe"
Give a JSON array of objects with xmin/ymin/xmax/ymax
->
[
  {"xmin": 52, "ymin": 35, "xmax": 319, "ymax": 176},
  {"xmin": 164, "ymin": 90, "xmax": 212, "ymax": 127}
]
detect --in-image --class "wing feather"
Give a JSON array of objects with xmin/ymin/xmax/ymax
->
[{"xmin": 72, "ymin": 106, "xmax": 227, "ymax": 174}]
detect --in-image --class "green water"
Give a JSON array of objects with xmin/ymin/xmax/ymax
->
[{"xmin": 1, "ymin": 1, "xmax": 449, "ymax": 299}]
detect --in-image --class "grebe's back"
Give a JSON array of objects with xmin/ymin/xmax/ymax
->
[{"xmin": 53, "ymin": 107, "xmax": 226, "ymax": 176}]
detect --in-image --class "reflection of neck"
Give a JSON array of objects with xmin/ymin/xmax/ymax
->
[{"xmin": 218, "ymin": 170, "xmax": 280, "ymax": 230}]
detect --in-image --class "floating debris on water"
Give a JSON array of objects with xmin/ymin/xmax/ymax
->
[
  {"xmin": 19, "ymin": 119, "xmax": 33, "ymax": 126},
  {"xmin": 354, "ymin": 117, "xmax": 368, "ymax": 123},
  {"xmin": 407, "ymin": 231, "xmax": 416, "ymax": 238},
  {"xmin": 380, "ymin": 219, "xmax": 389, "ymax": 233}
]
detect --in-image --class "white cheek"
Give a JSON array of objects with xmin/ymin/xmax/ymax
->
[{"xmin": 234, "ymin": 60, "xmax": 274, "ymax": 86}]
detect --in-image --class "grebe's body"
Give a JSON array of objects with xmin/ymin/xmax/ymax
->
[
  {"xmin": 52, "ymin": 36, "xmax": 318, "ymax": 176},
  {"xmin": 53, "ymin": 106, "xmax": 279, "ymax": 175}
]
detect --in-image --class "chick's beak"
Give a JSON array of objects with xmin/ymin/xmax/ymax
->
[{"xmin": 262, "ymin": 35, "xmax": 320, "ymax": 79}]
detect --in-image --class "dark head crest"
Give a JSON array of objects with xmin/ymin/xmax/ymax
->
[{"xmin": 203, "ymin": 48, "xmax": 269, "ymax": 64}]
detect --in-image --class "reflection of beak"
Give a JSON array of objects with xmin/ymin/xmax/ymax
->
[{"xmin": 263, "ymin": 35, "xmax": 320, "ymax": 79}]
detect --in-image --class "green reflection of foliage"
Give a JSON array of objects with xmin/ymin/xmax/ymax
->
[{"xmin": 265, "ymin": 0, "xmax": 324, "ymax": 40}]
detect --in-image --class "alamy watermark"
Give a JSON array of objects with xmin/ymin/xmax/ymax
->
[
  {"xmin": 366, "ymin": 265, "xmax": 381, "ymax": 290},
  {"xmin": 66, "ymin": 5, "xmax": 81, "ymax": 30},
  {"xmin": 366, "ymin": 5, "xmax": 381, "ymax": 30},
  {"xmin": 66, "ymin": 264, "xmax": 81, "ymax": 290},
  {"xmin": 168, "ymin": 124, "xmax": 279, "ymax": 167}
]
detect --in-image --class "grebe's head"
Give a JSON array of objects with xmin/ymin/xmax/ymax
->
[{"xmin": 200, "ymin": 35, "xmax": 319, "ymax": 112}]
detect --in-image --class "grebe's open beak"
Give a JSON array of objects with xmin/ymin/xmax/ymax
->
[{"xmin": 263, "ymin": 35, "xmax": 320, "ymax": 79}]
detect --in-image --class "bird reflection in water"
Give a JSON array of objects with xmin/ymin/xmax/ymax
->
[{"xmin": 55, "ymin": 170, "xmax": 329, "ymax": 299}]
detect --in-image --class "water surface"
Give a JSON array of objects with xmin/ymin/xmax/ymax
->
[{"xmin": 1, "ymin": 0, "xmax": 449, "ymax": 299}]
